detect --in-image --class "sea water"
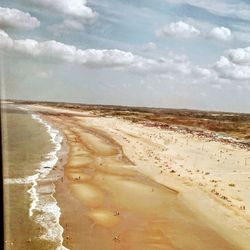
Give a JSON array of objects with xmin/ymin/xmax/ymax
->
[{"xmin": 2, "ymin": 104, "xmax": 67, "ymax": 250}]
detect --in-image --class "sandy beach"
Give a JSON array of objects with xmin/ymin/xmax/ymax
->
[
  {"xmin": 2, "ymin": 104, "xmax": 250, "ymax": 250},
  {"xmin": 16, "ymin": 104, "xmax": 250, "ymax": 249}
]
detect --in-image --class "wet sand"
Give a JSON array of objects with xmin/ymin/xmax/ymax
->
[{"xmin": 44, "ymin": 114, "xmax": 243, "ymax": 250}]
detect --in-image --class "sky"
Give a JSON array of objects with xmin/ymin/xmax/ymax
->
[{"xmin": 0, "ymin": 0, "xmax": 250, "ymax": 113}]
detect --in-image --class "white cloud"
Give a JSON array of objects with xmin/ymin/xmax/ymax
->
[
  {"xmin": 167, "ymin": 51, "xmax": 188, "ymax": 62},
  {"xmin": 228, "ymin": 47, "xmax": 250, "ymax": 65},
  {"xmin": 76, "ymin": 49, "xmax": 136, "ymax": 67},
  {"xmin": 0, "ymin": 29, "xmax": 13, "ymax": 48},
  {"xmin": 157, "ymin": 21, "xmax": 233, "ymax": 41},
  {"xmin": 215, "ymin": 47, "xmax": 250, "ymax": 80},
  {"xmin": 0, "ymin": 29, "xmax": 137, "ymax": 67},
  {"xmin": 26, "ymin": 0, "xmax": 97, "ymax": 20},
  {"xmin": 25, "ymin": 0, "xmax": 97, "ymax": 32},
  {"xmin": 209, "ymin": 27, "xmax": 232, "ymax": 41},
  {"xmin": 2, "ymin": 28, "xmax": 247, "ymax": 86},
  {"xmin": 157, "ymin": 21, "xmax": 200, "ymax": 38},
  {"xmin": 0, "ymin": 7, "xmax": 40, "ymax": 30},
  {"xmin": 0, "ymin": 29, "xmax": 211, "ymax": 81}
]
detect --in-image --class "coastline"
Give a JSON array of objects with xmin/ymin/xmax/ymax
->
[
  {"xmin": 4, "ymin": 103, "xmax": 250, "ymax": 249},
  {"xmin": 3, "ymin": 105, "xmax": 69, "ymax": 249},
  {"xmin": 36, "ymin": 104, "xmax": 250, "ymax": 250},
  {"xmin": 30, "ymin": 113, "xmax": 68, "ymax": 249}
]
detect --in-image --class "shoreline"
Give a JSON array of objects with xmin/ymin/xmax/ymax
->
[
  {"xmin": 38, "ymin": 105, "xmax": 250, "ymax": 250},
  {"xmin": 3, "ymin": 106, "xmax": 69, "ymax": 249},
  {"xmin": 30, "ymin": 112, "xmax": 69, "ymax": 249},
  {"xmin": 4, "ymin": 103, "xmax": 250, "ymax": 249}
]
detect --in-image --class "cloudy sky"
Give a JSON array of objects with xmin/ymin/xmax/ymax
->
[{"xmin": 0, "ymin": 0, "xmax": 250, "ymax": 112}]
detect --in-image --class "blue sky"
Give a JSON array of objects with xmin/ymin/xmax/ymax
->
[{"xmin": 0, "ymin": 0, "xmax": 250, "ymax": 112}]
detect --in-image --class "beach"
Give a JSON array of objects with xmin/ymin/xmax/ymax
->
[
  {"xmin": 2, "ymin": 0, "xmax": 250, "ymax": 249},
  {"xmin": 3, "ymin": 102, "xmax": 250, "ymax": 249}
]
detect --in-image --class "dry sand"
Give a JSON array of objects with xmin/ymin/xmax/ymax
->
[{"xmin": 29, "ymin": 104, "xmax": 250, "ymax": 249}]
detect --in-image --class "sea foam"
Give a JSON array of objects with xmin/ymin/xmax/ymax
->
[
  {"xmin": 30, "ymin": 113, "xmax": 69, "ymax": 249},
  {"xmin": 4, "ymin": 110, "xmax": 68, "ymax": 250}
]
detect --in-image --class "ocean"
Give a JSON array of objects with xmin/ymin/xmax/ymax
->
[{"xmin": 2, "ymin": 104, "xmax": 67, "ymax": 250}]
